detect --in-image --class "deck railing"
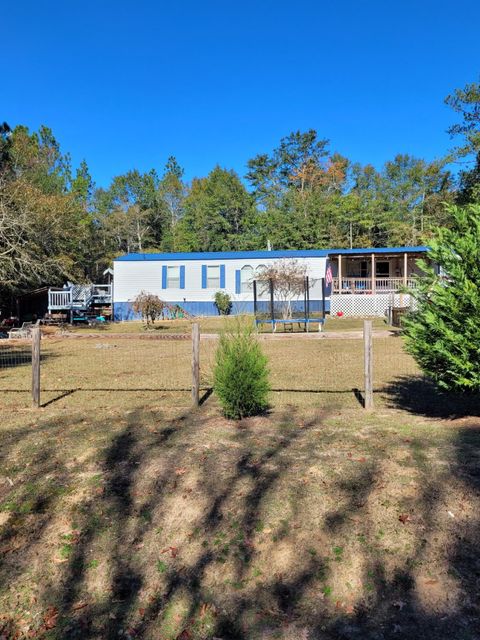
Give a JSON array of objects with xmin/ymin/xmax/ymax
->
[
  {"xmin": 332, "ymin": 277, "xmax": 417, "ymax": 294},
  {"xmin": 48, "ymin": 289, "xmax": 72, "ymax": 309},
  {"xmin": 48, "ymin": 284, "xmax": 112, "ymax": 310},
  {"xmin": 91, "ymin": 284, "xmax": 112, "ymax": 302}
]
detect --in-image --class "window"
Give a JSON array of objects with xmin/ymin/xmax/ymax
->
[
  {"xmin": 206, "ymin": 265, "xmax": 221, "ymax": 289},
  {"xmin": 166, "ymin": 265, "xmax": 180, "ymax": 288},
  {"xmin": 376, "ymin": 261, "xmax": 390, "ymax": 277},
  {"xmin": 240, "ymin": 265, "xmax": 254, "ymax": 293}
]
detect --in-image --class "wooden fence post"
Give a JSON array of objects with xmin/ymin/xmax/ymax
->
[
  {"xmin": 363, "ymin": 320, "xmax": 373, "ymax": 409},
  {"xmin": 191, "ymin": 322, "xmax": 200, "ymax": 407},
  {"xmin": 31, "ymin": 326, "xmax": 41, "ymax": 408}
]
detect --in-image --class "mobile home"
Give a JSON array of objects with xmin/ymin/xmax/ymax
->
[{"xmin": 112, "ymin": 246, "xmax": 428, "ymax": 320}]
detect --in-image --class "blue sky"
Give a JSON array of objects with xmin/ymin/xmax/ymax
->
[{"xmin": 2, "ymin": 0, "xmax": 479, "ymax": 186}]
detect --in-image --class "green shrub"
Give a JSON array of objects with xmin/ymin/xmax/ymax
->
[
  {"xmin": 404, "ymin": 203, "xmax": 480, "ymax": 391},
  {"xmin": 214, "ymin": 291, "xmax": 232, "ymax": 315},
  {"xmin": 214, "ymin": 321, "xmax": 270, "ymax": 419}
]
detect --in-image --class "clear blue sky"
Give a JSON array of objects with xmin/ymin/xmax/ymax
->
[{"xmin": 3, "ymin": 0, "xmax": 479, "ymax": 186}]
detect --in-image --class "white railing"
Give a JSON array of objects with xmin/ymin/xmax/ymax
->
[
  {"xmin": 92, "ymin": 284, "xmax": 112, "ymax": 302},
  {"xmin": 332, "ymin": 277, "xmax": 417, "ymax": 294},
  {"xmin": 48, "ymin": 289, "xmax": 72, "ymax": 309},
  {"xmin": 48, "ymin": 284, "xmax": 112, "ymax": 310}
]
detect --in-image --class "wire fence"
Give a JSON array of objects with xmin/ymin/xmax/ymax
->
[
  {"xmin": 0, "ymin": 341, "xmax": 33, "ymax": 389},
  {"xmin": 0, "ymin": 324, "xmax": 422, "ymax": 410}
]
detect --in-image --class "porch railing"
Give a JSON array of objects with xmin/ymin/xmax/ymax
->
[{"xmin": 332, "ymin": 277, "xmax": 417, "ymax": 294}]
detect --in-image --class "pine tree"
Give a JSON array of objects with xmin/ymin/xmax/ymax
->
[{"xmin": 403, "ymin": 203, "xmax": 480, "ymax": 391}]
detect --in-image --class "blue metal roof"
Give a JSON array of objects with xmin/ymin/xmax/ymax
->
[
  {"xmin": 115, "ymin": 249, "xmax": 330, "ymax": 261},
  {"xmin": 114, "ymin": 246, "xmax": 428, "ymax": 262},
  {"xmin": 327, "ymin": 246, "xmax": 428, "ymax": 255}
]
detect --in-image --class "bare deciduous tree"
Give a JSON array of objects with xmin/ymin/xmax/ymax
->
[
  {"xmin": 256, "ymin": 259, "xmax": 308, "ymax": 319},
  {"xmin": 0, "ymin": 177, "xmax": 77, "ymax": 294},
  {"xmin": 131, "ymin": 291, "xmax": 165, "ymax": 326}
]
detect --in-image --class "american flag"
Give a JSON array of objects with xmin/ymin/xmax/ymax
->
[{"xmin": 325, "ymin": 264, "xmax": 333, "ymax": 286}]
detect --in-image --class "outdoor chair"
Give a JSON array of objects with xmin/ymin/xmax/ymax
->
[
  {"xmin": 8, "ymin": 322, "xmax": 33, "ymax": 339},
  {"xmin": 7, "ymin": 319, "xmax": 41, "ymax": 339}
]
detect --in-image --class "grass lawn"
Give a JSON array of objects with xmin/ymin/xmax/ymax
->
[
  {"xmin": 64, "ymin": 315, "xmax": 391, "ymax": 336},
  {"xmin": 1, "ymin": 336, "xmax": 479, "ymax": 639},
  {"xmin": 1, "ymin": 335, "xmax": 416, "ymax": 403}
]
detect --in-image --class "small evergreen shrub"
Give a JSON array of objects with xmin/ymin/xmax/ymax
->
[
  {"xmin": 214, "ymin": 291, "xmax": 232, "ymax": 315},
  {"xmin": 213, "ymin": 321, "xmax": 270, "ymax": 419}
]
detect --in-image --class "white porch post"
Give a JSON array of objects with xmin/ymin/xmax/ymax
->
[
  {"xmin": 371, "ymin": 253, "xmax": 376, "ymax": 294},
  {"xmin": 338, "ymin": 255, "xmax": 342, "ymax": 293},
  {"xmin": 403, "ymin": 252, "xmax": 408, "ymax": 286}
]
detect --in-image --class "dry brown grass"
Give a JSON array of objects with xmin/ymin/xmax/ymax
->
[
  {"xmin": 1, "ymin": 336, "xmax": 480, "ymax": 639},
  {"xmin": 66, "ymin": 315, "xmax": 390, "ymax": 336},
  {"xmin": 0, "ymin": 334, "xmax": 416, "ymax": 405}
]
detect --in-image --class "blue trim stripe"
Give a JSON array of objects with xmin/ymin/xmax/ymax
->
[
  {"xmin": 180, "ymin": 265, "xmax": 185, "ymax": 289},
  {"xmin": 114, "ymin": 246, "xmax": 428, "ymax": 262},
  {"xmin": 113, "ymin": 299, "xmax": 330, "ymax": 320},
  {"xmin": 220, "ymin": 264, "xmax": 225, "ymax": 288},
  {"xmin": 201, "ymin": 265, "xmax": 207, "ymax": 289},
  {"xmin": 235, "ymin": 269, "xmax": 241, "ymax": 294},
  {"xmin": 161, "ymin": 265, "xmax": 167, "ymax": 289}
]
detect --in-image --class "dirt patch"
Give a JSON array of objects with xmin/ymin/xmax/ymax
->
[{"xmin": 0, "ymin": 511, "xmax": 10, "ymax": 527}]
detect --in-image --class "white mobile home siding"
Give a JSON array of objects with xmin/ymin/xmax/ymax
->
[{"xmin": 113, "ymin": 251, "xmax": 328, "ymax": 320}]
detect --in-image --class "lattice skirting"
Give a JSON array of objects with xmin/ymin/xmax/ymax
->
[{"xmin": 330, "ymin": 293, "xmax": 414, "ymax": 317}]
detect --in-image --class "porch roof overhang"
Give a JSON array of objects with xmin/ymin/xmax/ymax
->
[{"xmin": 326, "ymin": 246, "xmax": 428, "ymax": 258}]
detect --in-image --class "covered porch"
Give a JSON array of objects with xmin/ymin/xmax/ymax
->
[{"xmin": 329, "ymin": 248, "xmax": 426, "ymax": 295}]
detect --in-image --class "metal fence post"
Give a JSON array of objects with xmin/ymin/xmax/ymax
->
[
  {"xmin": 31, "ymin": 326, "xmax": 41, "ymax": 408},
  {"xmin": 363, "ymin": 319, "xmax": 373, "ymax": 409},
  {"xmin": 191, "ymin": 322, "xmax": 200, "ymax": 407}
]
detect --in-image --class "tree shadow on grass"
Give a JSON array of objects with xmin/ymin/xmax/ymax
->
[
  {"xmin": 318, "ymin": 424, "xmax": 480, "ymax": 640},
  {"xmin": 0, "ymin": 347, "xmax": 54, "ymax": 370},
  {"xmin": 9, "ymin": 405, "xmax": 328, "ymax": 639},
  {"xmin": 2, "ymin": 403, "xmax": 480, "ymax": 639},
  {"xmin": 382, "ymin": 374, "xmax": 480, "ymax": 419}
]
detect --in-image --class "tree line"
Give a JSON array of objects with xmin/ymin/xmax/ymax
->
[{"xmin": 0, "ymin": 78, "xmax": 479, "ymax": 301}]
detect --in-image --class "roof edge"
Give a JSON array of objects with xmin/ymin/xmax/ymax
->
[{"xmin": 114, "ymin": 246, "xmax": 429, "ymax": 262}]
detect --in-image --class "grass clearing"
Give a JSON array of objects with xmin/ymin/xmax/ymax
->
[
  {"xmin": 1, "ymin": 333, "xmax": 413, "ymax": 405},
  {"xmin": 65, "ymin": 314, "xmax": 391, "ymax": 336},
  {"xmin": 1, "ymin": 335, "xmax": 479, "ymax": 638}
]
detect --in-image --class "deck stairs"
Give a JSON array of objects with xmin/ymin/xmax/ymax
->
[{"xmin": 48, "ymin": 284, "xmax": 112, "ymax": 313}]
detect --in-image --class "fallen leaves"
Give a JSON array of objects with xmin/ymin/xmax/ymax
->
[
  {"xmin": 347, "ymin": 452, "xmax": 367, "ymax": 463},
  {"xmin": 42, "ymin": 606, "xmax": 59, "ymax": 630},
  {"xmin": 334, "ymin": 600, "xmax": 355, "ymax": 615},
  {"xmin": 398, "ymin": 513, "xmax": 412, "ymax": 524},
  {"xmin": 161, "ymin": 546, "xmax": 178, "ymax": 558}
]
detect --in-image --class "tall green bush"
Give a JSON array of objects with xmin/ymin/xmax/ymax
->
[
  {"xmin": 213, "ymin": 321, "xmax": 270, "ymax": 419},
  {"xmin": 403, "ymin": 203, "xmax": 480, "ymax": 391},
  {"xmin": 214, "ymin": 291, "xmax": 232, "ymax": 315}
]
